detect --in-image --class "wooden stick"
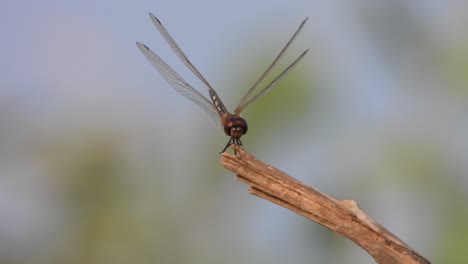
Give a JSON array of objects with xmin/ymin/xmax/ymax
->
[{"xmin": 220, "ymin": 146, "xmax": 431, "ymax": 264}]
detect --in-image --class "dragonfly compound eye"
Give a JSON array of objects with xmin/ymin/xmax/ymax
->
[{"xmin": 224, "ymin": 116, "xmax": 248, "ymax": 138}]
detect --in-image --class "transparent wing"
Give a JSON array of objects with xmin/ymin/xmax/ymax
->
[
  {"xmin": 136, "ymin": 42, "xmax": 220, "ymax": 123},
  {"xmin": 235, "ymin": 49, "xmax": 309, "ymax": 113},
  {"xmin": 234, "ymin": 17, "xmax": 308, "ymax": 115},
  {"xmin": 148, "ymin": 13, "xmax": 227, "ymax": 108}
]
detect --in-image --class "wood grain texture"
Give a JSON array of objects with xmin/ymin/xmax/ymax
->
[{"xmin": 220, "ymin": 146, "xmax": 431, "ymax": 264}]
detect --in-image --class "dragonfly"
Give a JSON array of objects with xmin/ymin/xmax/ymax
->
[{"xmin": 137, "ymin": 13, "xmax": 308, "ymax": 153}]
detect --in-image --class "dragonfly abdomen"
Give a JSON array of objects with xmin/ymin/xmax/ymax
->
[{"xmin": 209, "ymin": 90, "xmax": 228, "ymax": 115}]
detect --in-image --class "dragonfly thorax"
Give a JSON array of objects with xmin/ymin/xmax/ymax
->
[{"xmin": 224, "ymin": 115, "xmax": 248, "ymax": 138}]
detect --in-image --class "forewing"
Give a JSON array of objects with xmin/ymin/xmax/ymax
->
[
  {"xmin": 136, "ymin": 42, "xmax": 220, "ymax": 124},
  {"xmin": 235, "ymin": 17, "xmax": 308, "ymax": 114},
  {"xmin": 149, "ymin": 14, "xmax": 217, "ymax": 93},
  {"xmin": 236, "ymin": 49, "xmax": 309, "ymax": 113}
]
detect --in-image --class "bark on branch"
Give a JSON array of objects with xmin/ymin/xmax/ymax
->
[{"xmin": 220, "ymin": 146, "xmax": 431, "ymax": 264}]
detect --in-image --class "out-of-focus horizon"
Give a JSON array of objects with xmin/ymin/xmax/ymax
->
[{"xmin": 1, "ymin": 1, "xmax": 467, "ymax": 263}]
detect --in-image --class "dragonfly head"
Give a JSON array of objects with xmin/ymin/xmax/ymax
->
[{"xmin": 224, "ymin": 116, "xmax": 248, "ymax": 138}]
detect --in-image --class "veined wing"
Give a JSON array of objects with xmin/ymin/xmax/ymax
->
[
  {"xmin": 148, "ymin": 13, "xmax": 227, "ymax": 112},
  {"xmin": 236, "ymin": 49, "xmax": 309, "ymax": 113},
  {"xmin": 234, "ymin": 17, "xmax": 308, "ymax": 115},
  {"xmin": 136, "ymin": 42, "xmax": 219, "ymax": 123}
]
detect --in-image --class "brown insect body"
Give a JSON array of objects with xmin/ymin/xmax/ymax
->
[
  {"xmin": 137, "ymin": 13, "xmax": 308, "ymax": 153},
  {"xmin": 223, "ymin": 114, "xmax": 248, "ymax": 138}
]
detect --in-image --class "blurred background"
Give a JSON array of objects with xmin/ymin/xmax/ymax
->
[{"xmin": 1, "ymin": 0, "xmax": 467, "ymax": 263}]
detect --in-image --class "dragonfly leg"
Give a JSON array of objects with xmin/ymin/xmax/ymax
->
[
  {"xmin": 233, "ymin": 138, "xmax": 243, "ymax": 155},
  {"xmin": 221, "ymin": 137, "xmax": 234, "ymax": 153},
  {"xmin": 220, "ymin": 137, "xmax": 243, "ymax": 154}
]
